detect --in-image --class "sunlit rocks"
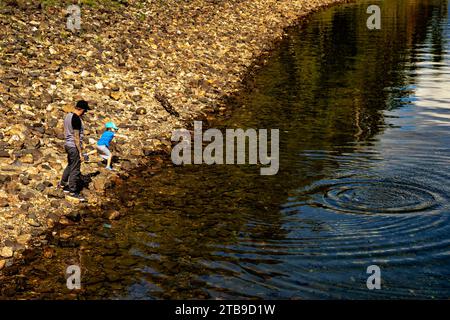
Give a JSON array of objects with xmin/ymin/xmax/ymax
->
[
  {"xmin": 0, "ymin": 247, "xmax": 13, "ymax": 259},
  {"xmin": 0, "ymin": 0, "xmax": 342, "ymax": 266}
]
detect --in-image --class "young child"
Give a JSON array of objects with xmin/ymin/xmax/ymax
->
[{"xmin": 87, "ymin": 122, "xmax": 127, "ymax": 170}]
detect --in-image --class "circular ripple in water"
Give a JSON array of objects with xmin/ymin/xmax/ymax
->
[{"xmin": 306, "ymin": 179, "xmax": 443, "ymax": 215}]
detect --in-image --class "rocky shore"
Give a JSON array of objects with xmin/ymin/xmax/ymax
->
[{"xmin": 0, "ymin": 0, "xmax": 346, "ymax": 271}]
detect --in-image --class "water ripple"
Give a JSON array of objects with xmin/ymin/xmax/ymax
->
[{"xmin": 301, "ymin": 179, "xmax": 445, "ymax": 215}]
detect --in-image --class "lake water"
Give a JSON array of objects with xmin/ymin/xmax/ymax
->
[{"xmin": 3, "ymin": 0, "xmax": 449, "ymax": 299}]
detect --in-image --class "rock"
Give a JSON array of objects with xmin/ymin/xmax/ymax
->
[
  {"xmin": 130, "ymin": 148, "xmax": 143, "ymax": 156},
  {"xmin": 20, "ymin": 149, "xmax": 43, "ymax": 163},
  {"xmin": 31, "ymin": 123, "xmax": 45, "ymax": 135},
  {"xmin": 0, "ymin": 259, "xmax": 6, "ymax": 270},
  {"xmin": 29, "ymin": 174, "xmax": 42, "ymax": 181},
  {"xmin": 107, "ymin": 210, "xmax": 121, "ymax": 220},
  {"xmin": 43, "ymin": 181, "xmax": 53, "ymax": 188},
  {"xmin": 24, "ymin": 138, "xmax": 41, "ymax": 149},
  {"xmin": 0, "ymin": 150, "xmax": 10, "ymax": 158},
  {"xmin": 143, "ymin": 148, "xmax": 157, "ymax": 156},
  {"xmin": 66, "ymin": 211, "xmax": 81, "ymax": 222},
  {"xmin": 40, "ymin": 164, "xmax": 52, "ymax": 171},
  {"xmin": 46, "ymin": 188, "xmax": 64, "ymax": 198},
  {"xmin": 16, "ymin": 234, "xmax": 31, "ymax": 245},
  {"xmin": 0, "ymin": 197, "xmax": 9, "ymax": 207},
  {"xmin": 6, "ymin": 124, "xmax": 28, "ymax": 141},
  {"xmin": 92, "ymin": 175, "xmax": 109, "ymax": 192},
  {"xmin": 35, "ymin": 183, "xmax": 47, "ymax": 192},
  {"xmin": 36, "ymin": 180, "xmax": 53, "ymax": 191},
  {"xmin": 110, "ymin": 91, "xmax": 122, "ymax": 101},
  {"xmin": 27, "ymin": 218, "xmax": 40, "ymax": 227},
  {"xmin": 4, "ymin": 180, "xmax": 20, "ymax": 193},
  {"xmin": 19, "ymin": 175, "xmax": 30, "ymax": 185},
  {"xmin": 0, "ymin": 175, "xmax": 12, "ymax": 184},
  {"xmin": 131, "ymin": 94, "xmax": 142, "ymax": 102},
  {"xmin": 4, "ymin": 239, "xmax": 24, "ymax": 251},
  {"xmin": 135, "ymin": 107, "xmax": 147, "ymax": 115},
  {"xmin": 0, "ymin": 247, "xmax": 14, "ymax": 258},
  {"xmin": 18, "ymin": 191, "xmax": 34, "ymax": 201},
  {"xmin": 20, "ymin": 203, "xmax": 31, "ymax": 211},
  {"xmin": 43, "ymin": 247, "xmax": 54, "ymax": 259},
  {"xmin": 1, "ymin": 163, "xmax": 25, "ymax": 172},
  {"xmin": 50, "ymin": 200, "xmax": 60, "ymax": 208},
  {"xmin": 59, "ymin": 217, "xmax": 71, "ymax": 225}
]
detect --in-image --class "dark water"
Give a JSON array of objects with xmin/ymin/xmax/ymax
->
[{"xmin": 3, "ymin": 0, "xmax": 450, "ymax": 299}]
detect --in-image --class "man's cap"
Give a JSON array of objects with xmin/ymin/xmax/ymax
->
[
  {"xmin": 105, "ymin": 122, "xmax": 119, "ymax": 130},
  {"xmin": 76, "ymin": 100, "xmax": 91, "ymax": 111}
]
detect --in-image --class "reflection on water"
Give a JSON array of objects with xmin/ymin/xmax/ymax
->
[{"xmin": 3, "ymin": 0, "xmax": 449, "ymax": 299}]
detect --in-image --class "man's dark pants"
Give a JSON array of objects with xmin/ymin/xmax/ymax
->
[{"xmin": 61, "ymin": 145, "xmax": 81, "ymax": 193}]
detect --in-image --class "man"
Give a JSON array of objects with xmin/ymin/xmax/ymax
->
[{"xmin": 58, "ymin": 100, "xmax": 90, "ymax": 201}]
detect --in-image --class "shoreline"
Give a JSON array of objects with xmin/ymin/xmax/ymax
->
[{"xmin": 0, "ymin": 0, "xmax": 350, "ymax": 272}]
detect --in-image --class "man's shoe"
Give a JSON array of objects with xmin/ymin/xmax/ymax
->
[
  {"xmin": 57, "ymin": 182, "xmax": 70, "ymax": 193},
  {"xmin": 67, "ymin": 192, "xmax": 86, "ymax": 202}
]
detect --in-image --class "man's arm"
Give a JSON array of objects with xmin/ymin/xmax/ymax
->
[{"xmin": 74, "ymin": 130, "xmax": 83, "ymax": 160}]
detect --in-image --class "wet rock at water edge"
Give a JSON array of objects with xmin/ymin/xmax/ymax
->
[
  {"xmin": 106, "ymin": 210, "xmax": 121, "ymax": 220},
  {"xmin": 66, "ymin": 211, "xmax": 81, "ymax": 222},
  {"xmin": 43, "ymin": 247, "xmax": 54, "ymax": 259}
]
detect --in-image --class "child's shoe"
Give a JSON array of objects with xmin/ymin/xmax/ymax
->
[{"xmin": 106, "ymin": 166, "xmax": 114, "ymax": 171}]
